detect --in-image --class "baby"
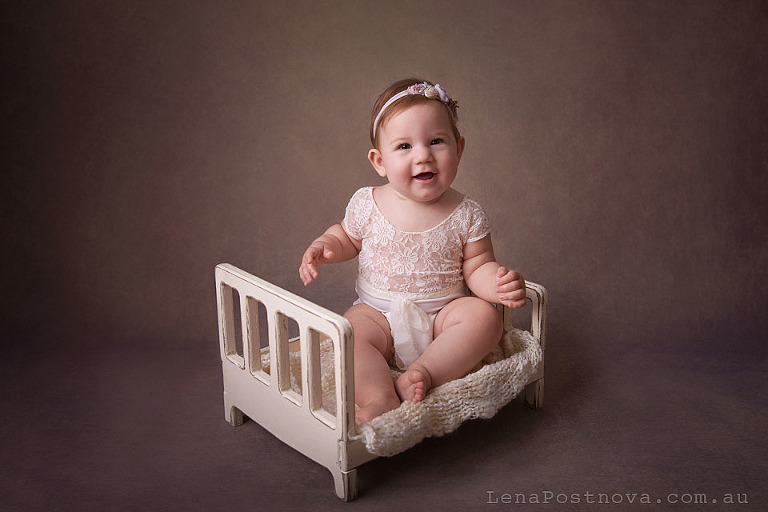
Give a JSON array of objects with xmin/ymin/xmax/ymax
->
[{"xmin": 299, "ymin": 78, "xmax": 526, "ymax": 423}]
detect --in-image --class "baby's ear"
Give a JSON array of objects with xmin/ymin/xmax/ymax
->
[
  {"xmin": 456, "ymin": 136, "xmax": 466, "ymax": 160},
  {"xmin": 368, "ymin": 148, "xmax": 387, "ymax": 178}
]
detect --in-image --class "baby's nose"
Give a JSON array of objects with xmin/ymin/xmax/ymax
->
[{"xmin": 414, "ymin": 144, "xmax": 433, "ymax": 162}]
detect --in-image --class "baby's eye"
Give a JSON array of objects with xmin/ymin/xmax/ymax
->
[
  {"xmin": 397, "ymin": 143, "xmax": 411, "ymax": 150},
  {"xmin": 430, "ymin": 138, "xmax": 444, "ymax": 145}
]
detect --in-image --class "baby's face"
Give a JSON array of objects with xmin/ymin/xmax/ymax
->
[{"xmin": 373, "ymin": 102, "xmax": 464, "ymax": 204}]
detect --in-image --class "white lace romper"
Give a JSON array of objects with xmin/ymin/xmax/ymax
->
[{"xmin": 342, "ymin": 187, "xmax": 491, "ymax": 370}]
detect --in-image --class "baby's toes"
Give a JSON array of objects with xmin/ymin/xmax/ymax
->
[{"xmin": 411, "ymin": 382, "xmax": 425, "ymax": 402}]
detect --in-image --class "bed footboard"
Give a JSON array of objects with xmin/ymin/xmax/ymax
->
[{"xmin": 215, "ymin": 263, "xmax": 374, "ymax": 501}]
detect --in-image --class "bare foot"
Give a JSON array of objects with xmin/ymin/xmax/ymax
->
[
  {"xmin": 395, "ymin": 364, "xmax": 432, "ymax": 403},
  {"xmin": 355, "ymin": 396, "xmax": 401, "ymax": 423}
]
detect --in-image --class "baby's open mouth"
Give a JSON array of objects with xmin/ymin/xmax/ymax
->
[{"xmin": 414, "ymin": 172, "xmax": 435, "ymax": 181}]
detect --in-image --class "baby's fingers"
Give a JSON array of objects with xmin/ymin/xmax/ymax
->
[
  {"xmin": 499, "ymin": 287, "xmax": 526, "ymax": 305},
  {"xmin": 299, "ymin": 261, "xmax": 317, "ymax": 285},
  {"xmin": 496, "ymin": 267, "xmax": 526, "ymax": 308},
  {"xmin": 299, "ymin": 265, "xmax": 311, "ymax": 286},
  {"xmin": 300, "ymin": 246, "xmax": 335, "ymax": 286},
  {"xmin": 497, "ymin": 267, "xmax": 522, "ymax": 284},
  {"xmin": 305, "ymin": 246, "xmax": 334, "ymax": 266},
  {"xmin": 299, "ymin": 250, "xmax": 318, "ymax": 285},
  {"xmin": 503, "ymin": 297, "xmax": 527, "ymax": 309}
]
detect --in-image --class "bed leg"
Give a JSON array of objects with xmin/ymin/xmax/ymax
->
[
  {"xmin": 332, "ymin": 468, "xmax": 358, "ymax": 502},
  {"xmin": 225, "ymin": 404, "xmax": 245, "ymax": 426},
  {"xmin": 524, "ymin": 378, "xmax": 544, "ymax": 409}
]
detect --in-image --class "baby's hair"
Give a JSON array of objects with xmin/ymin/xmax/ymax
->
[{"xmin": 369, "ymin": 78, "xmax": 461, "ymax": 148}]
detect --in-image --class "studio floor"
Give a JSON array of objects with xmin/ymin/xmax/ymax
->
[{"xmin": 2, "ymin": 321, "xmax": 765, "ymax": 511}]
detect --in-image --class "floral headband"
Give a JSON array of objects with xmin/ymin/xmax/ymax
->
[{"xmin": 372, "ymin": 82, "xmax": 459, "ymax": 139}]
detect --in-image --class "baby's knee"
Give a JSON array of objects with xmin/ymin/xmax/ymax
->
[
  {"xmin": 472, "ymin": 299, "xmax": 503, "ymax": 337},
  {"xmin": 444, "ymin": 297, "xmax": 502, "ymax": 336},
  {"xmin": 344, "ymin": 304, "xmax": 393, "ymax": 354},
  {"xmin": 445, "ymin": 298, "xmax": 503, "ymax": 352}
]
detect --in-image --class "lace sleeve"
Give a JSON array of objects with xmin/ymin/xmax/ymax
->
[
  {"xmin": 465, "ymin": 198, "xmax": 491, "ymax": 243},
  {"xmin": 342, "ymin": 187, "xmax": 372, "ymax": 241}
]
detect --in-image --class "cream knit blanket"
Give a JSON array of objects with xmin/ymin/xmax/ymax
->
[{"xmin": 262, "ymin": 327, "xmax": 542, "ymax": 457}]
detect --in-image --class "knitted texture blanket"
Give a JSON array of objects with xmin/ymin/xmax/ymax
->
[
  {"xmin": 357, "ymin": 327, "xmax": 541, "ymax": 456},
  {"xmin": 262, "ymin": 327, "xmax": 542, "ymax": 457}
]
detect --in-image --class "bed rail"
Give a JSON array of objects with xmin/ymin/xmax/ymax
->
[{"xmin": 215, "ymin": 263, "xmax": 369, "ymax": 500}]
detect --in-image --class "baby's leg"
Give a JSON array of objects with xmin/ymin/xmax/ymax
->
[
  {"xmin": 344, "ymin": 304, "xmax": 399, "ymax": 423},
  {"xmin": 396, "ymin": 297, "xmax": 502, "ymax": 402}
]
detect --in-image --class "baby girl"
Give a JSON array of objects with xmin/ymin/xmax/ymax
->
[{"xmin": 299, "ymin": 78, "xmax": 526, "ymax": 423}]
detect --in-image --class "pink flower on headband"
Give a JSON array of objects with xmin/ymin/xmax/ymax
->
[
  {"xmin": 372, "ymin": 82, "xmax": 459, "ymax": 139},
  {"xmin": 405, "ymin": 83, "xmax": 458, "ymax": 115}
]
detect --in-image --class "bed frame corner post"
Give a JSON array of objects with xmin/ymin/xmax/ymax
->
[
  {"xmin": 524, "ymin": 282, "xmax": 547, "ymax": 409},
  {"xmin": 225, "ymin": 404, "xmax": 245, "ymax": 426},
  {"xmin": 332, "ymin": 468, "xmax": 358, "ymax": 501},
  {"xmin": 524, "ymin": 379, "xmax": 544, "ymax": 409}
]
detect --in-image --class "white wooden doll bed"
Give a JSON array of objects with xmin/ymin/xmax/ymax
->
[{"xmin": 215, "ymin": 263, "xmax": 547, "ymax": 501}]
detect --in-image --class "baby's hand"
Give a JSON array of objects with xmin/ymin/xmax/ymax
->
[
  {"xmin": 496, "ymin": 267, "xmax": 526, "ymax": 308},
  {"xmin": 299, "ymin": 244, "xmax": 335, "ymax": 286}
]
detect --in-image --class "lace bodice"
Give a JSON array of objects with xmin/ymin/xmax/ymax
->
[{"xmin": 342, "ymin": 187, "xmax": 490, "ymax": 294}]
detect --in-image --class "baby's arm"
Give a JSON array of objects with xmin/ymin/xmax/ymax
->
[
  {"xmin": 463, "ymin": 236, "xmax": 526, "ymax": 308},
  {"xmin": 299, "ymin": 223, "xmax": 361, "ymax": 286}
]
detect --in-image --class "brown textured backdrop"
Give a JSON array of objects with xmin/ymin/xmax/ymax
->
[
  {"xmin": 4, "ymin": 0, "xmax": 767, "ymax": 351},
  {"xmin": 2, "ymin": 1, "xmax": 767, "ymax": 510}
]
